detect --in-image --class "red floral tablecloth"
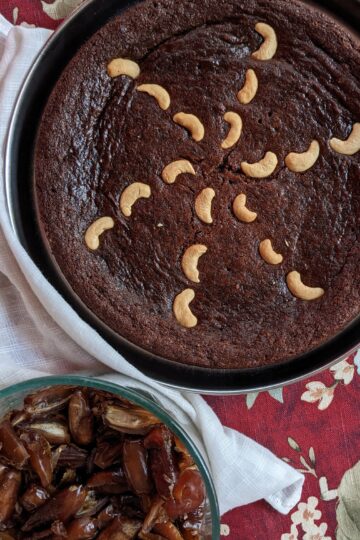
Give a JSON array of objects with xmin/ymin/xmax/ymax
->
[{"xmin": 2, "ymin": 2, "xmax": 360, "ymax": 539}]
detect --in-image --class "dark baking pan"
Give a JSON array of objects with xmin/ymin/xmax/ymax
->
[{"xmin": 5, "ymin": 0, "xmax": 360, "ymax": 394}]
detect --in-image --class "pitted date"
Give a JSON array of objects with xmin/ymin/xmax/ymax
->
[{"xmin": 0, "ymin": 386, "xmax": 206, "ymax": 539}]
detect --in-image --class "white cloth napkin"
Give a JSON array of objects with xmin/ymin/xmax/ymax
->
[{"xmin": 0, "ymin": 15, "xmax": 304, "ymax": 517}]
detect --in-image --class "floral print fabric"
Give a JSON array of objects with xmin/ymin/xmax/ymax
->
[{"xmin": 208, "ymin": 352, "xmax": 360, "ymax": 538}]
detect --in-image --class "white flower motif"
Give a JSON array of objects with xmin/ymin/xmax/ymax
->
[
  {"xmin": 354, "ymin": 350, "xmax": 360, "ymax": 375},
  {"xmin": 281, "ymin": 523, "xmax": 298, "ymax": 540},
  {"xmin": 291, "ymin": 496, "xmax": 321, "ymax": 528},
  {"xmin": 220, "ymin": 524, "xmax": 230, "ymax": 536},
  {"xmin": 41, "ymin": 0, "xmax": 82, "ymax": 21},
  {"xmin": 330, "ymin": 359, "xmax": 354, "ymax": 385},
  {"xmin": 303, "ymin": 522, "xmax": 331, "ymax": 540},
  {"xmin": 301, "ymin": 382, "xmax": 335, "ymax": 410}
]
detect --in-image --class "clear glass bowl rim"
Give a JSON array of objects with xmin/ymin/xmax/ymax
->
[{"xmin": 0, "ymin": 374, "xmax": 220, "ymax": 538}]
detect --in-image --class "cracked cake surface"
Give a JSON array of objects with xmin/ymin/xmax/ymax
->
[{"xmin": 35, "ymin": 0, "xmax": 360, "ymax": 369}]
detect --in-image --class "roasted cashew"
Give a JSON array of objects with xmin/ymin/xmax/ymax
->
[
  {"xmin": 173, "ymin": 113, "xmax": 205, "ymax": 142},
  {"xmin": 195, "ymin": 188, "xmax": 215, "ymax": 224},
  {"xmin": 221, "ymin": 112, "xmax": 243, "ymax": 149},
  {"xmin": 161, "ymin": 160, "xmax": 196, "ymax": 184},
  {"xmin": 259, "ymin": 239, "xmax": 283, "ymax": 265},
  {"xmin": 286, "ymin": 271, "xmax": 324, "ymax": 300},
  {"xmin": 181, "ymin": 244, "xmax": 208, "ymax": 283},
  {"xmin": 232, "ymin": 194, "xmax": 257, "ymax": 223},
  {"xmin": 237, "ymin": 69, "xmax": 258, "ymax": 104},
  {"xmin": 329, "ymin": 123, "xmax": 360, "ymax": 155},
  {"xmin": 173, "ymin": 289, "xmax": 197, "ymax": 328},
  {"xmin": 84, "ymin": 217, "xmax": 114, "ymax": 250},
  {"xmin": 252, "ymin": 22, "xmax": 278, "ymax": 60},
  {"xmin": 120, "ymin": 182, "xmax": 151, "ymax": 217},
  {"xmin": 107, "ymin": 58, "xmax": 140, "ymax": 79},
  {"xmin": 137, "ymin": 84, "xmax": 170, "ymax": 110},
  {"xmin": 285, "ymin": 140, "xmax": 320, "ymax": 172},
  {"xmin": 241, "ymin": 151, "xmax": 278, "ymax": 178}
]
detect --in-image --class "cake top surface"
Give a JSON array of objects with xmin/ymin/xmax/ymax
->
[{"xmin": 35, "ymin": 0, "xmax": 360, "ymax": 369}]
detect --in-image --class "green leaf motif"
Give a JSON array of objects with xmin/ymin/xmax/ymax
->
[
  {"xmin": 246, "ymin": 392, "xmax": 259, "ymax": 409},
  {"xmin": 288, "ymin": 436, "xmax": 301, "ymax": 452},
  {"xmin": 336, "ymin": 460, "xmax": 360, "ymax": 539},
  {"xmin": 300, "ymin": 455, "xmax": 310, "ymax": 469},
  {"xmin": 245, "ymin": 387, "xmax": 284, "ymax": 409},
  {"xmin": 309, "ymin": 446, "xmax": 316, "ymax": 466},
  {"xmin": 268, "ymin": 387, "xmax": 284, "ymax": 403}
]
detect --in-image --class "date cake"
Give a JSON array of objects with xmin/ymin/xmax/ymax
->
[{"xmin": 35, "ymin": 0, "xmax": 360, "ymax": 369}]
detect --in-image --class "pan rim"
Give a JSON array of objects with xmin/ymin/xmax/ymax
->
[{"xmin": 4, "ymin": 0, "xmax": 360, "ymax": 394}]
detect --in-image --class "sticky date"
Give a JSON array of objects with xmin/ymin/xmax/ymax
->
[{"xmin": 0, "ymin": 386, "xmax": 206, "ymax": 538}]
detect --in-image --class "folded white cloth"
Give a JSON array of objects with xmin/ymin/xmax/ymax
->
[{"xmin": 0, "ymin": 15, "xmax": 304, "ymax": 516}]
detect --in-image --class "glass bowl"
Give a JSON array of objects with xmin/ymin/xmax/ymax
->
[{"xmin": 0, "ymin": 375, "xmax": 220, "ymax": 539}]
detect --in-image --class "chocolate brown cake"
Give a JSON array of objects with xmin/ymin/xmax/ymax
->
[{"xmin": 35, "ymin": 0, "xmax": 360, "ymax": 369}]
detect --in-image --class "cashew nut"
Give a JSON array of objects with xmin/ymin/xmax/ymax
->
[
  {"xmin": 181, "ymin": 244, "xmax": 208, "ymax": 283},
  {"xmin": 173, "ymin": 289, "xmax": 197, "ymax": 328},
  {"xmin": 286, "ymin": 271, "xmax": 324, "ymax": 301},
  {"xmin": 237, "ymin": 69, "xmax": 258, "ymax": 104},
  {"xmin": 259, "ymin": 239, "xmax": 283, "ymax": 265},
  {"xmin": 233, "ymin": 194, "xmax": 257, "ymax": 223},
  {"xmin": 329, "ymin": 123, "xmax": 360, "ymax": 155},
  {"xmin": 221, "ymin": 112, "xmax": 243, "ymax": 149},
  {"xmin": 252, "ymin": 22, "xmax": 278, "ymax": 60},
  {"xmin": 120, "ymin": 182, "xmax": 151, "ymax": 217},
  {"xmin": 107, "ymin": 58, "xmax": 140, "ymax": 79},
  {"xmin": 195, "ymin": 188, "xmax": 215, "ymax": 224},
  {"xmin": 285, "ymin": 140, "xmax": 320, "ymax": 172},
  {"xmin": 84, "ymin": 217, "xmax": 114, "ymax": 250},
  {"xmin": 241, "ymin": 151, "xmax": 278, "ymax": 178},
  {"xmin": 173, "ymin": 112, "xmax": 205, "ymax": 142},
  {"xmin": 137, "ymin": 84, "xmax": 170, "ymax": 110},
  {"xmin": 162, "ymin": 160, "xmax": 196, "ymax": 184}
]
